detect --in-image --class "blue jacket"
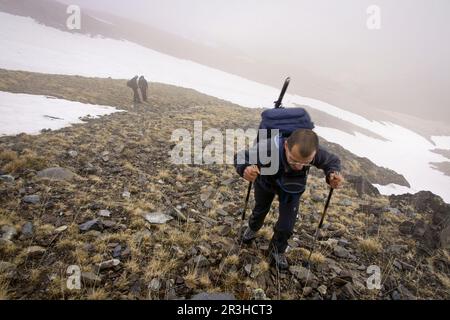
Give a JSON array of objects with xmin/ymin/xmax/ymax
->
[{"xmin": 234, "ymin": 135, "xmax": 341, "ymax": 200}]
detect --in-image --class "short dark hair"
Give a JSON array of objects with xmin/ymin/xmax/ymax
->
[{"xmin": 286, "ymin": 129, "xmax": 318, "ymax": 157}]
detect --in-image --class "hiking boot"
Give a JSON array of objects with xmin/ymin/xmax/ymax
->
[
  {"xmin": 269, "ymin": 250, "xmax": 289, "ymax": 270},
  {"xmin": 241, "ymin": 227, "xmax": 257, "ymax": 244}
]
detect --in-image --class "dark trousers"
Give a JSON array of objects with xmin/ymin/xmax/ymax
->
[
  {"xmin": 140, "ymin": 87, "xmax": 147, "ymax": 102},
  {"xmin": 249, "ymin": 181, "xmax": 302, "ymax": 253},
  {"xmin": 132, "ymin": 88, "xmax": 141, "ymax": 103}
]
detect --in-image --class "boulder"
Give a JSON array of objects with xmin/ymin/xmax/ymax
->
[
  {"xmin": 346, "ymin": 175, "xmax": 380, "ymax": 197},
  {"xmin": 37, "ymin": 167, "xmax": 76, "ymax": 181},
  {"xmin": 23, "ymin": 195, "xmax": 40, "ymax": 204}
]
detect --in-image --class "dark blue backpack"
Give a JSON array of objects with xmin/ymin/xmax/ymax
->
[{"xmin": 258, "ymin": 107, "xmax": 315, "ymax": 139}]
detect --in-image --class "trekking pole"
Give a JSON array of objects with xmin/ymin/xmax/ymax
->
[
  {"xmin": 305, "ymin": 187, "xmax": 334, "ymax": 267},
  {"xmin": 241, "ymin": 77, "xmax": 291, "ymax": 221},
  {"xmin": 241, "ymin": 181, "xmax": 253, "ymax": 221}
]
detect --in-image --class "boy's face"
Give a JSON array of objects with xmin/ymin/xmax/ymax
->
[{"xmin": 284, "ymin": 141, "xmax": 315, "ymax": 171}]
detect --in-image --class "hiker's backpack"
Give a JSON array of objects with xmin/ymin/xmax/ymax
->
[
  {"xmin": 257, "ymin": 107, "xmax": 315, "ymax": 196},
  {"xmin": 258, "ymin": 107, "xmax": 315, "ymax": 139}
]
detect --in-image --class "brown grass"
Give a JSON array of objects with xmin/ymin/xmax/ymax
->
[
  {"xmin": 2, "ymin": 151, "xmax": 47, "ymax": 173},
  {"xmin": 359, "ymin": 238, "xmax": 383, "ymax": 254}
]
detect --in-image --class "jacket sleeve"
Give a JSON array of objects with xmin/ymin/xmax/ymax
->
[
  {"xmin": 234, "ymin": 142, "xmax": 257, "ymax": 178},
  {"xmin": 234, "ymin": 138, "xmax": 272, "ymax": 178},
  {"xmin": 311, "ymin": 146, "xmax": 341, "ymax": 179}
]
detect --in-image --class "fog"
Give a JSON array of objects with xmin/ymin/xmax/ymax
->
[{"xmin": 41, "ymin": 0, "xmax": 450, "ymax": 124}]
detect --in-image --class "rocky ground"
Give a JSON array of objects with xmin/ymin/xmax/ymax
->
[{"xmin": 0, "ymin": 70, "xmax": 449, "ymax": 300}]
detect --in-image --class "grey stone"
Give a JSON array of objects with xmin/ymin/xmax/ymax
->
[
  {"xmin": 149, "ymin": 278, "xmax": 161, "ymax": 291},
  {"xmin": 346, "ymin": 175, "xmax": 381, "ymax": 197},
  {"xmin": 1, "ymin": 225, "xmax": 17, "ymax": 241},
  {"xmin": 24, "ymin": 246, "xmax": 46, "ymax": 257},
  {"xmin": 398, "ymin": 284, "xmax": 416, "ymax": 300},
  {"xmin": 289, "ymin": 265, "xmax": 317, "ymax": 282},
  {"xmin": 144, "ymin": 212, "xmax": 173, "ymax": 224},
  {"xmin": 102, "ymin": 220, "xmax": 116, "ymax": 228},
  {"xmin": 223, "ymin": 216, "xmax": 235, "ymax": 225},
  {"xmin": 393, "ymin": 259, "xmax": 403, "ymax": 270},
  {"xmin": 399, "ymin": 260, "xmax": 415, "ymax": 271},
  {"xmin": 68, "ymin": 150, "xmax": 78, "ymax": 158},
  {"xmin": 339, "ymin": 199, "xmax": 353, "ymax": 206},
  {"xmin": 244, "ymin": 264, "xmax": 252, "ymax": 275},
  {"xmin": 204, "ymin": 199, "xmax": 213, "ymax": 209},
  {"xmin": 192, "ymin": 255, "xmax": 210, "ymax": 268},
  {"xmin": 367, "ymin": 224, "xmax": 379, "ymax": 236},
  {"xmin": 200, "ymin": 192, "xmax": 211, "ymax": 202},
  {"xmin": 357, "ymin": 265, "xmax": 367, "ymax": 271},
  {"xmin": 97, "ymin": 259, "xmax": 120, "ymax": 271},
  {"xmin": 317, "ymin": 285, "xmax": 327, "ymax": 295},
  {"xmin": 302, "ymin": 287, "xmax": 313, "ymax": 297},
  {"xmin": 113, "ymin": 245, "xmax": 122, "ymax": 258},
  {"xmin": 20, "ymin": 222, "xmax": 34, "ymax": 239},
  {"xmin": 333, "ymin": 246, "xmax": 350, "ymax": 258},
  {"xmin": 387, "ymin": 244, "xmax": 409, "ymax": 254},
  {"xmin": 218, "ymin": 225, "xmax": 231, "ymax": 236},
  {"xmin": 79, "ymin": 219, "xmax": 103, "ymax": 232},
  {"xmin": 221, "ymin": 178, "xmax": 235, "ymax": 186},
  {"xmin": 0, "ymin": 175, "xmax": 15, "ymax": 183},
  {"xmin": 391, "ymin": 290, "xmax": 401, "ymax": 300},
  {"xmin": 386, "ymin": 207, "xmax": 401, "ymax": 215},
  {"xmin": 37, "ymin": 167, "xmax": 76, "ymax": 181},
  {"xmin": 311, "ymin": 194, "xmax": 324, "ymax": 202},
  {"xmin": 98, "ymin": 210, "xmax": 111, "ymax": 218},
  {"xmin": 54, "ymin": 225, "xmax": 68, "ymax": 233},
  {"xmin": 338, "ymin": 238, "xmax": 351, "ymax": 247},
  {"xmin": 216, "ymin": 208, "xmax": 228, "ymax": 216},
  {"xmin": 399, "ymin": 221, "xmax": 414, "ymax": 235},
  {"xmin": 23, "ymin": 194, "xmax": 40, "ymax": 204},
  {"xmin": 412, "ymin": 220, "xmax": 427, "ymax": 238}
]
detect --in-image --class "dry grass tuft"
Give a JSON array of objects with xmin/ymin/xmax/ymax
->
[{"xmin": 359, "ymin": 238, "xmax": 383, "ymax": 254}]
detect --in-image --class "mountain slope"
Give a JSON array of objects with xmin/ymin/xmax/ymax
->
[{"xmin": 0, "ymin": 71, "xmax": 448, "ymax": 300}]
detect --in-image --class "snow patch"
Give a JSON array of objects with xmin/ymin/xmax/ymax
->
[
  {"xmin": 373, "ymin": 183, "xmax": 417, "ymax": 197},
  {"xmin": 0, "ymin": 91, "xmax": 123, "ymax": 136}
]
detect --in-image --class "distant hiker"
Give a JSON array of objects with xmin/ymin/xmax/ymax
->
[
  {"xmin": 127, "ymin": 75, "xmax": 141, "ymax": 104},
  {"xmin": 234, "ymin": 128, "xmax": 344, "ymax": 270},
  {"xmin": 138, "ymin": 76, "xmax": 149, "ymax": 102}
]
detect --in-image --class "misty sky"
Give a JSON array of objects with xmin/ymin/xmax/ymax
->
[{"xmin": 59, "ymin": 0, "xmax": 450, "ymax": 123}]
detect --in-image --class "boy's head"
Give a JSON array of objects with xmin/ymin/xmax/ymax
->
[{"xmin": 284, "ymin": 129, "xmax": 318, "ymax": 170}]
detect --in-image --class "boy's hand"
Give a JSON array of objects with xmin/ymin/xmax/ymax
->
[
  {"xmin": 328, "ymin": 172, "xmax": 344, "ymax": 189},
  {"xmin": 243, "ymin": 165, "xmax": 260, "ymax": 182}
]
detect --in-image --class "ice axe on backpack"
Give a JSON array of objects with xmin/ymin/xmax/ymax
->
[{"xmin": 241, "ymin": 77, "xmax": 291, "ymax": 221}]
